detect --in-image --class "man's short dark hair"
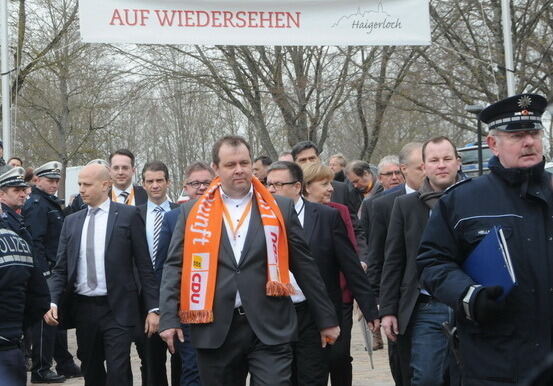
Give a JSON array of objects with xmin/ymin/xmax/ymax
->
[
  {"xmin": 347, "ymin": 160, "xmax": 373, "ymax": 177},
  {"xmin": 109, "ymin": 149, "xmax": 136, "ymax": 167},
  {"xmin": 254, "ymin": 155, "xmax": 273, "ymax": 166},
  {"xmin": 422, "ymin": 136, "xmax": 459, "ymax": 162},
  {"xmin": 211, "ymin": 136, "xmax": 251, "ymax": 166},
  {"xmin": 291, "ymin": 141, "xmax": 320, "ymax": 161},
  {"xmin": 267, "ymin": 161, "xmax": 304, "ymax": 188},
  {"xmin": 184, "ymin": 162, "xmax": 215, "ymax": 180},
  {"xmin": 141, "ymin": 161, "xmax": 169, "ymax": 181},
  {"xmin": 7, "ymin": 157, "xmax": 23, "ymax": 166}
]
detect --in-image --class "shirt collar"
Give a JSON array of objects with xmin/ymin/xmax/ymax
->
[
  {"xmin": 220, "ymin": 184, "xmax": 253, "ymax": 205},
  {"xmin": 112, "ymin": 185, "xmax": 133, "ymax": 196},
  {"xmin": 89, "ymin": 198, "xmax": 110, "ymax": 214},
  {"xmin": 405, "ymin": 184, "xmax": 417, "ymax": 194},
  {"xmin": 147, "ymin": 199, "xmax": 171, "ymax": 212},
  {"xmin": 294, "ymin": 196, "xmax": 304, "ymax": 213}
]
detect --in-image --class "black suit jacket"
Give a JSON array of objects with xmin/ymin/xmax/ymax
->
[
  {"xmin": 160, "ymin": 195, "xmax": 337, "ymax": 349},
  {"xmin": 379, "ymin": 192, "xmax": 429, "ymax": 334},
  {"xmin": 137, "ymin": 201, "xmax": 179, "ymax": 284},
  {"xmin": 49, "ymin": 201, "xmax": 159, "ymax": 329},
  {"xmin": 366, "ymin": 185, "xmax": 406, "ymax": 298},
  {"xmin": 302, "ymin": 201, "xmax": 378, "ymax": 322}
]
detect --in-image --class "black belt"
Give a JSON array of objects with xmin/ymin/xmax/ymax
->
[
  {"xmin": 74, "ymin": 295, "xmax": 108, "ymax": 304},
  {"xmin": 0, "ymin": 337, "xmax": 21, "ymax": 351},
  {"xmin": 418, "ymin": 294, "xmax": 433, "ymax": 303},
  {"xmin": 234, "ymin": 306, "xmax": 246, "ymax": 316}
]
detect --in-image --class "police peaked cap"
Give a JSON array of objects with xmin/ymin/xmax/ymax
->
[
  {"xmin": 35, "ymin": 161, "xmax": 62, "ymax": 179},
  {"xmin": 479, "ymin": 93, "xmax": 548, "ymax": 132},
  {"xmin": 0, "ymin": 167, "xmax": 28, "ymax": 188}
]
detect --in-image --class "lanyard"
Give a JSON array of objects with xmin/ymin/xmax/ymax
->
[
  {"xmin": 112, "ymin": 187, "xmax": 135, "ymax": 205},
  {"xmin": 222, "ymin": 199, "xmax": 253, "ymax": 241}
]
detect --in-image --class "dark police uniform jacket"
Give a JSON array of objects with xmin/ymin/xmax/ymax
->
[
  {"xmin": 0, "ymin": 220, "xmax": 50, "ymax": 342},
  {"xmin": 417, "ymin": 156, "xmax": 553, "ymax": 385},
  {"xmin": 1, "ymin": 203, "xmax": 33, "ymax": 248},
  {"xmin": 23, "ymin": 186, "xmax": 64, "ymax": 275}
]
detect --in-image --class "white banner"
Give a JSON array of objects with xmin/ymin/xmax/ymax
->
[{"xmin": 78, "ymin": 0, "xmax": 430, "ymax": 46}]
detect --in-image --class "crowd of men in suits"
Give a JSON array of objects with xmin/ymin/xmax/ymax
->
[{"xmin": 1, "ymin": 93, "xmax": 553, "ymax": 386}]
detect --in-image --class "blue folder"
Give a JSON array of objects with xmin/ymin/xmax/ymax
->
[{"xmin": 462, "ymin": 226, "xmax": 517, "ymax": 300}]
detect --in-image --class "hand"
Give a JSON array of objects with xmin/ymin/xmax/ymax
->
[
  {"xmin": 368, "ymin": 318, "xmax": 381, "ymax": 333},
  {"xmin": 160, "ymin": 328, "xmax": 184, "ymax": 354},
  {"xmin": 144, "ymin": 312, "xmax": 160, "ymax": 337},
  {"xmin": 320, "ymin": 325, "xmax": 340, "ymax": 348},
  {"xmin": 381, "ymin": 315, "xmax": 398, "ymax": 342},
  {"xmin": 44, "ymin": 306, "xmax": 59, "ymax": 326},
  {"xmin": 473, "ymin": 285, "xmax": 506, "ymax": 325}
]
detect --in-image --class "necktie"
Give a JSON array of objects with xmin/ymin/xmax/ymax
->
[
  {"xmin": 152, "ymin": 206, "xmax": 165, "ymax": 267},
  {"xmin": 120, "ymin": 191, "xmax": 129, "ymax": 204},
  {"xmin": 86, "ymin": 208, "xmax": 100, "ymax": 290}
]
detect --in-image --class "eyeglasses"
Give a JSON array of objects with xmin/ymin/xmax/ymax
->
[
  {"xmin": 266, "ymin": 181, "xmax": 298, "ymax": 189},
  {"xmin": 186, "ymin": 180, "xmax": 212, "ymax": 189},
  {"xmin": 379, "ymin": 170, "xmax": 402, "ymax": 177}
]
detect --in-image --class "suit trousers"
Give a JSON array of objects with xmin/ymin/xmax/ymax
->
[
  {"xmin": 73, "ymin": 295, "xmax": 133, "ymax": 386},
  {"xmin": 175, "ymin": 324, "xmax": 200, "ymax": 386},
  {"xmin": 291, "ymin": 301, "xmax": 328, "ymax": 386},
  {"xmin": 196, "ymin": 309, "xmax": 293, "ymax": 386},
  {"xmin": 328, "ymin": 302, "xmax": 353, "ymax": 386}
]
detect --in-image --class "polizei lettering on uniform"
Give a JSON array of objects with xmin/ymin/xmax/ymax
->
[{"xmin": 0, "ymin": 229, "xmax": 33, "ymax": 268}]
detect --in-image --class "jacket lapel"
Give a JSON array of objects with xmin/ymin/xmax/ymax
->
[
  {"xmin": 69, "ymin": 209, "xmax": 88, "ymax": 278},
  {"xmin": 220, "ymin": 224, "xmax": 237, "ymax": 268},
  {"xmin": 302, "ymin": 200, "xmax": 318, "ymax": 243},
  {"xmin": 105, "ymin": 203, "xmax": 119, "ymax": 251}
]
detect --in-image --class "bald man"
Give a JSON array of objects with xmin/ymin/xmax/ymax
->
[{"xmin": 45, "ymin": 164, "xmax": 159, "ymax": 386}]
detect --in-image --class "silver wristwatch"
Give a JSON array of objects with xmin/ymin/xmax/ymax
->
[{"xmin": 462, "ymin": 284, "xmax": 482, "ymax": 321}]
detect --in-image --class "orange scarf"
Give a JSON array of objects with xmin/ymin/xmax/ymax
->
[{"xmin": 179, "ymin": 176, "xmax": 294, "ymax": 324}]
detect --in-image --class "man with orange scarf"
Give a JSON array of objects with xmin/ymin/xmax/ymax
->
[{"xmin": 159, "ymin": 136, "xmax": 339, "ymax": 385}]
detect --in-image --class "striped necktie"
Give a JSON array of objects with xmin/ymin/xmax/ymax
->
[
  {"xmin": 119, "ymin": 191, "xmax": 129, "ymax": 204},
  {"xmin": 152, "ymin": 206, "xmax": 165, "ymax": 266}
]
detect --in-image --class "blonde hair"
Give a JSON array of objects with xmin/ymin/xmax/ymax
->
[{"xmin": 301, "ymin": 163, "xmax": 334, "ymax": 196}]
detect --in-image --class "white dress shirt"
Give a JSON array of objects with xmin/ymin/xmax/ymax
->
[
  {"xmin": 75, "ymin": 198, "xmax": 110, "ymax": 296},
  {"xmin": 221, "ymin": 185, "xmax": 254, "ymax": 308},
  {"xmin": 289, "ymin": 197, "xmax": 307, "ymax": 304},
  {"xmin": 145, "ymin": 199, "xmax": 172, "ymax": 264},
  {"xmin": 112, "ymin": 185, "xmax": 134, "ymax": 205},
  {"xmin": 405, "ymin": 184, "xmax": 417, "ymax": 195}
]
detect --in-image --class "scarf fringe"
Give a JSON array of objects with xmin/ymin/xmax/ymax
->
[
  {"xmin": 266, "ymin": 281, "xmax": 295, "ymax": 296},
  {"xmin": 180, "ymin": 310, "xmax": 214, "ymax": 324}
]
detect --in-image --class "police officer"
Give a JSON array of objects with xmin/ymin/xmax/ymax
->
[
  {"xmin": 0, "ymin": 166, "xmax": 33, "ymax": 245},
  {"xmin": 23, "ymin": 161, "xmax": 80, "ymax": 383},
  {"xmin": 0, "ymin": 216, "xmax": 50, "ymax": 385},
  {"xmin": 417, "ymin": 94, "xmax": 552, "ymax": 385}
]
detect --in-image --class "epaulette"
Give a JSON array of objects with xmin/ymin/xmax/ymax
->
[{"xmin": 444, "ymin": 177, "xmax": 472, "ymax": 194}]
